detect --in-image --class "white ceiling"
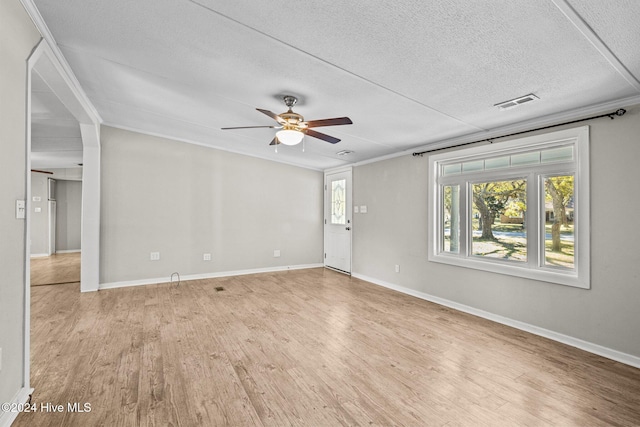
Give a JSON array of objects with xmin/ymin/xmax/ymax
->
[
  {"xmin": 30, "ymin": 70, "xmax": 83, "ymax": 169},
  {"xmin": 31, "ymin": 0, "xmax": 640, "ymax": 170}
]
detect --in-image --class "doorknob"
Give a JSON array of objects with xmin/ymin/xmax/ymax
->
[{"xmin": 345, "ymin": 227, "xmax": 351, "ymax": 231}]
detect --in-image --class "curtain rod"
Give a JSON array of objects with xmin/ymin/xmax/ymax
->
[
  {"xmin": 31, "ymin": 169, "xmax": 54, "ymax": 175},
  {"xmin": 412, "ymin": 108, "xmax": 627, "ymax": 157}
]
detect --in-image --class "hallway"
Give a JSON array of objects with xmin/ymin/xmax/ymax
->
[{"xmin": 30, "ymin": 252, "xmax": 80, "ymax": 286}]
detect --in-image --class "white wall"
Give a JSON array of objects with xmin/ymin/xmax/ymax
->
[
  {"xmin": 0, "ymin": 0, "xmax": 41, "ymax": 412},
  {"xmin": 100, "ymin": 126, "xmax": 324, "ymax": 285},
  {"xmin": 49, "ymin": 167, "xmax": 83, "ymax": 181},
  {"xmin": 352, "ymin": 104, "xmax": 640, "ymax": 360},
  {"xmin": 30, "ymin": 172, "xmax": 49, "ymax": 255},
  {"xmin": 56, "ymin": 180, "xmax": 82, "ymax": 251}
]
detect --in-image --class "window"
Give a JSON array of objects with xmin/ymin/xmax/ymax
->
[
  {"xmin": 331, "ymin": 178, "xmax": 346, "ymax": 225},
  {"xmin": 428, "ymin": 126, "xmax": 589, "ymax": 288}
]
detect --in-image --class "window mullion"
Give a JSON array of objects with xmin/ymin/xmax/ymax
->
[
  {"xmin": 460, "ymin": 181, "xmax": 469, "ymax": 257},
  {"xmin": 527, "ymin": 172, "xmax": 540, "ymax": 269}
]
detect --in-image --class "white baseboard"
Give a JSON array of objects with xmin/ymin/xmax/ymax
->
[
  {"xmin": 97, "ymin": 263, "xmax": 324, "ymax": 291},
  {"xmin": 31, "ymin": 250, "xmax": 80, "ymax": 258},
  {"xmin": 352, "ymin": 272, "xmax": 640, "ymax": 369},
  {"xmin": 0, "ymin": 387, "xmax": 34, "ymax": 427}
]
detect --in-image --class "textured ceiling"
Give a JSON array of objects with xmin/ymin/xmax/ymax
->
[
  {"xmin": 31, "ymin": 0, "xmax": 640, "ymax": 170},
  {"xmin": 31, "ymin": 70, "xmax": 83, "ymax": 169}
]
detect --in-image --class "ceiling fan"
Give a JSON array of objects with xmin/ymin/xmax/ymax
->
[{"xmin": 221, "ymin": 95, "xmax": 352, "ymax": 146}]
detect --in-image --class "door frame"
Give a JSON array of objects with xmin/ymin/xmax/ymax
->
[
  {"xmin": 24, "ymin": 37, "xmax": 101, "ymax": 393},
  {"xmin": 323, "ymin": 166, "xmax": 353, "ymax": 274}
]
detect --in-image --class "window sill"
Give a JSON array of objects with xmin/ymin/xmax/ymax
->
[{"xmin": 429, "ymin": 253, "xmax": 589, "ymax": 289}]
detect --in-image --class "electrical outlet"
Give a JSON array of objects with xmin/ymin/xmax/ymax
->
[
  {"xmin": 203, "ymin": 253, "xmax": 212, "ymax": 261},
  {"xmin": 395, "ymin": 264, "xmax": 400, "ymax": 273},
  {"xmin": 150, "ymin": 252, "xmax": 160, "ymax": 261},
  {"xmin": 273, "ymin": 250, "xmax": 281, "ymax": 257}
]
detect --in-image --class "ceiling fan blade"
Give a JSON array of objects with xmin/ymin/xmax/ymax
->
[
  {"xmin": 256, "ymin": 108, "xmax": 286, "ymax": 124},
  {"xmin": 305, "ymin": 117, "xmax": 352, "ymax": 128},
  {"xmin": 269, "ymin": 137, "xmax": 280, "ymax": 146},
  {"xmin": 221, "ymin": 125, "xmax": 281, "ymax": 130},
  {"xmin": 304, "ymin": 129, "xmax": 341, "ymax": 144}
]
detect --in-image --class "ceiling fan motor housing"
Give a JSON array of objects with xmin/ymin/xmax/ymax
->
[{"xmin": 280, "ymin": 111, "xmax": 305, "ymax": 129}]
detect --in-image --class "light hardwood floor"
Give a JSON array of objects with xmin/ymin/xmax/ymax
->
[
  {"xmin": 15, "ymin": 268, "xmax": 640, "ymax": 426},
  {"xmin": 30, "ymin": 252, "xmax": 81, "ymax": 286}
]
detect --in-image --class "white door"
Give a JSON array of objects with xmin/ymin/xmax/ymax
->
[{"xmin": 324, "ymin": 169, "xmax": 352, "ymax": 273}]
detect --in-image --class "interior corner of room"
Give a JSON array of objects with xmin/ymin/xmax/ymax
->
[{"xmin": 2, "ymin": 0, "xmax": 640, "ymax": 425}]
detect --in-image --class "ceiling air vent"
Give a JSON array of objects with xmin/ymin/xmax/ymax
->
[
  {"xmin": 495, "ymin": 93, "xmax": 539, "ymax": 110},
  {"xmin": 336, "ymin": 150, "xmax": 353, "ymax": 156}
]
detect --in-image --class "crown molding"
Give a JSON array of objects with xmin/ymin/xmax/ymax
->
[
  {"xmin": 20, "ymin": 0, "xmax": 102, "ymax": 124},
  {"xmin": 349, "ymin": 95, "xmax": 640, "ymax": 168}
]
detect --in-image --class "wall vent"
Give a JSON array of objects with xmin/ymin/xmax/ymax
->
[{"xmin": 495, "ymin": 93, "xmax": 539, "ymax": 110}]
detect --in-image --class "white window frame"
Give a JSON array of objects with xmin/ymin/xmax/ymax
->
[{"xmin": 428, "ymin": 126, "xmax": 590, "ymax": 289}]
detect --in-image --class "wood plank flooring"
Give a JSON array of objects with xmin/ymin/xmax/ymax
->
[
  {"xmin": 15, "ymin": 268, "xmax": 640, "ymax": 426},
  {"xmin": 30, "ymin": 252, "xmax": 80, "ymax": 286}
]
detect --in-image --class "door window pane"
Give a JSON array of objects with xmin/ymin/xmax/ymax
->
[
  {"xmin": 472, "ymin": 179, "xmax": 527, "ymax": 261},
  {"xmin": 331, "ymin": 179, "xmax": 346, "ymax": 225},
  {"xmin": 544, "ymin": 175, "xmax": 575, "ymax": 269},
  {"xmin": 443, "ymin": 185, "xmax": 460, "ymax": 253}
]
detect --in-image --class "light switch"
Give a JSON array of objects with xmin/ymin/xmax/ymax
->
[
  {"xmin": 35, "ymin": 207, "xmax": 42, "ymax": 213},
  {"xmin": 16, "ymin": 200, "xmax": 26, "ymax": 219},
  {"xmin": 360, "ymin": 205, "xmax": 368, "ymax": 214},
  {"xmin": 354, "ymin": 206, "xmax": 359, "ymax": 213}
]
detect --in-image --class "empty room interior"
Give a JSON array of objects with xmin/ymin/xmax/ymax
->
[{"xmin": 2, "ymin": 0, "xmax": 640, "ymax": 426}]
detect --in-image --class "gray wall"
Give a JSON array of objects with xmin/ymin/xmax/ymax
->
[
  {"xmin": 353, "ymin": 105, "xmax": 640, "ymax": 358},
  {"xmin": 100, "ymin": 126, "xmax": 324, "ymax": 284},
  {"xmin": 56, "ymin": 180, "xmax": 82, "ymax": 252},
  {"xmin": 0, "ymin": 0, "xmax": 40, "ymax": 408},
  {"xmin": 30, "ymin": 172, "xmax": 49, "ymax": 255},
  {"xmin": 49, "ymin": 167, "xmax": 82, "ymax": 181}
]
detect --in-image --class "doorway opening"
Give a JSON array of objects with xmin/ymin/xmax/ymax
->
[
  {"xmin": 29, "ymin": 66, "xmax": 84, "ymax": 286},
  {"xmin": 24, "ymin": 38, "xmax": 101, "ymax": 395}
]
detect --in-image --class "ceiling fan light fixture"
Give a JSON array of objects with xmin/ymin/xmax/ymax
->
[
  {"xmin": 276, "ymin": 129, "xmax": 304, "ymax": 145},
  {"xmin": 222, "ymin": 95, "xmax": 352, "ymax": 147}
]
